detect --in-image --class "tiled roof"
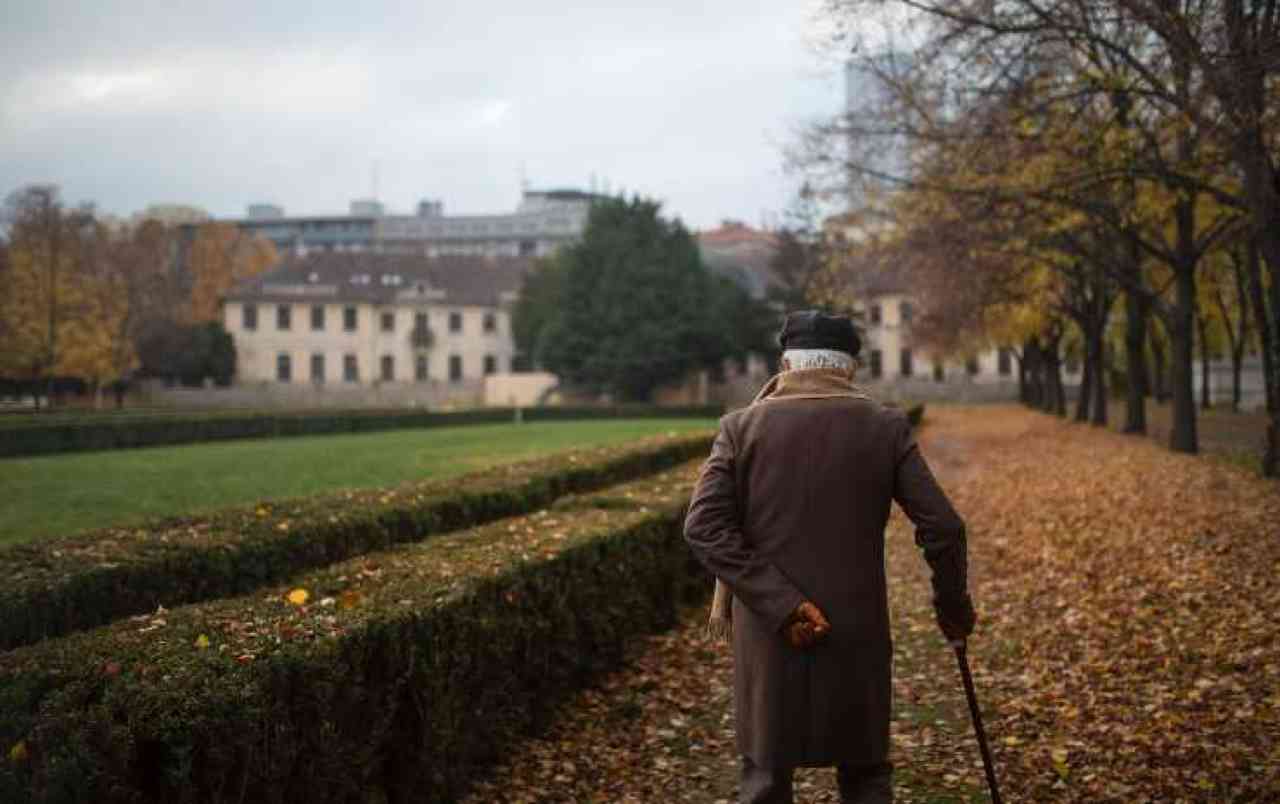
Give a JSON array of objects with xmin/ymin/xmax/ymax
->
[
  {"xmin": 223, "ymin": 252, "xmax": 534, "ymax": 307},
  {"xmin": 697, "ymin": 223, "xmax": 779, "ymax": 247},
  {"xmin": 697, "ymin": 225, "xmax": 781, "ymax": 299}
]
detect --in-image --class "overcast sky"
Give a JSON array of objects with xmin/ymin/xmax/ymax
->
[{"xmin": 0, "ymin": 1, "xmax": 847, "ymax": 230}]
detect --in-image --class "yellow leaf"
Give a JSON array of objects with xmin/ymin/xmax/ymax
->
[
  {"xmin": 286, "ymin": 588, "xmax": 309, "ymax": 606},
  {"xmin": 194, "ymin": 634, "xmax": 210, "ymax": 650},
  {"xmin": 276, "ymin": 521, "xmax": 290, "ymax": 532},
  {"xmin": 255, "ymin": 507, "xmax": 269, "ymax": 518},
  {"xmin": 8, "ymin": 741, "xmax": 28, "ymax": 763}
]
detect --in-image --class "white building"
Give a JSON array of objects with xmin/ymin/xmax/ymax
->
[
  {"xmin": 221, "ymin": 253, "xmax": 530, "ymax": 406},
  {"xmin": 849, "ymin": 289, "xmax": 1021, "ymax": 401}
]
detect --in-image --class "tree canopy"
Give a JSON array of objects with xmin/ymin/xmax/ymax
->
[{"xmin": 513, "ymin": 196, "xmax": 774, "ymax": 401}]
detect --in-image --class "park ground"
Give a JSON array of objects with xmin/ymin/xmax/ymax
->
[
  {"xmin": 463, "ymin": 405, "xmax": 1280, "ymax": 803},
  {"xmin": 0, "ymin": 417, "xmax": 715, "ymax": 545}
]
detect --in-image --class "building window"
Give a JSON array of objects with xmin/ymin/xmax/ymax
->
[
  {"xmin": 311, "ymin": 353, "xmax": 325, "ymax": 384},
  {"xmin": 900, "ymin": 349, "xmax": 913, "ymax": 378},
  {"xmin": 344, "ymin": 354, "xmax": 359, "ymax": 382},
  {"xmin": 449, "ymin": 312, "xmax": 462, "ymax": 333},
  {"xmin": 276, "ymin": 304, "xmax": 291, "ymax": 331},
  {"xmin": 416, "ymin": 355, "xmax": 429, "ymax": 382},
  {"xmin": 415, "ymin": 312, "xmax": 428, "ymax": 331},
  {"xmin": 310, "ymin": 305, "xmax": 325, "ymax": 331},
  {"xmin": 381, "ymin": 311, "xmax": 395, "ymax": 333},
  {"xmin": 380, "ymin": 355, "xmax": 394, "ymax": 382},
  {"xmin": 933, "ymin": 361, "xmax": 944, "ymax": 382},
  {"xmin": 518, "ymin": 240, "xmax": 537, "ymax": 256},
  {"xmin": 343, "ymin": 306, "xmax": 358, "ymax": 332},
  {"xmin": 483, "ymin": 355, "xmax": 497, "ymax": 375},
  {"xmin": 998, "ymin": 348, "xmax": 1013, "ymax": 376},
  {"xmin": 869, "ymin": 349, "xmax": 882, "ymax": 379},
  {"xmin": 966, "ymin": 356, "xmax": 980, "ymax": 376},
  {"xmin": 483, "ymin": 312, "xmax": 497, "ymax": 333},
  {"xmin": 449, "ymin": 354, "xmax": 463, "ymax": 383},
  {"xmin": 900, "ymin": 302, "xmax": 913, "ymax": 324},
  {"xmin": 276, "ymin": 353, "xmax": 292, "ymax": 382},
  {"xmin": 869, "ymin": 304, "xmax": 882, "ymax": 326},
  {"xmin": 243, "ymin": 304, "xmax": 258, "ymax": 331}
]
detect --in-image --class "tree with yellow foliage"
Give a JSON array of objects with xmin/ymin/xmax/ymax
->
[
  {"xmin": 186, "ymin": 223, "xmax": 277, "ymax": 324},
  {"xmin": 0, "ymin": 186, "xmax": 91, "ymax": 407}
]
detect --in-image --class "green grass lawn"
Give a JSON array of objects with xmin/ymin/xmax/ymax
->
[{"xmin": 0, "ymin": 418, "xmax": 715, "ymax": 546}]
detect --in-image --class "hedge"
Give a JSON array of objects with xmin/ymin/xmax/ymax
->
[
  {"xmin": 0, "ymin": 433, "xmax": 712, "ymax": 652},
  {"xmin": 0, "ymin": 463, "xmax": 709, "ymax": 803},
  {"xmin": 0, "ymin": 405, "xmax": 724, "ymax": 458}
]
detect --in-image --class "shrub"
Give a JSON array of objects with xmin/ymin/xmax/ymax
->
[
  {"xmin": 0, "ymin": 433, "xmax": 711, "ymax": 652},
  {"xmin": 0, "ymin": 405, "xmax": 722, "ymax": 458},
  {"xmin": 0, "ymin": 465, "xmax": 709, "ymax": 803}
]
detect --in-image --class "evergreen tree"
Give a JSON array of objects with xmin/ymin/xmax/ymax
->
[{"xmin": 518, "ymin": 196, "xmax": 753, "ymax": 401}]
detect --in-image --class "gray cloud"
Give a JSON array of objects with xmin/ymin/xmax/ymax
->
[{"xmin": 0, "ymin": 1, "xmax": 842, "ymax": 228}]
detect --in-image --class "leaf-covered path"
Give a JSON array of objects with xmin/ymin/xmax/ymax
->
[{"xmin": 463, "ymin": 406, "xmax": 1280, "ymax": 802}]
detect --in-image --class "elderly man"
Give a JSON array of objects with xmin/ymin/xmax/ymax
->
[{"xmin": 684, "ymin": 310, "xmax": 975, "ymax": 804}]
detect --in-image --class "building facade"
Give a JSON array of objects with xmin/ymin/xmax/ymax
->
[
  {"xmin": 220, "ymin": 189, "xmax": 595, "ymax": 260},
  {"xmin": 848, "ymin": 291, "xmax": 1025, "ymax": 402},
  {"xmin": 221, "ymin": 253, "xmax": 531, "ymax": 405}
]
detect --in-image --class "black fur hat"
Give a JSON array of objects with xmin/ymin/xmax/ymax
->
[{"xmin": 777, "ymin": 310, "xmax": 861, "ymax": 357}]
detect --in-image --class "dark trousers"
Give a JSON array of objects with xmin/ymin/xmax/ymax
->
[{"xmin": 740, "ymin": 756, "xmax": 893, "ymax": 804}]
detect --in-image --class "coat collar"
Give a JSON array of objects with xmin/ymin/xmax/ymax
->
[{"xmin": 751, "ymin": 368, "xmax": 873, "ymax": 405}]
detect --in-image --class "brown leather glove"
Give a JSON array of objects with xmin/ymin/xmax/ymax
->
[
  {"xmin": 782, "ymin": 600, "xmax": 831, "ymax": 650},
  {"xmin": 935, "ymin": 593, "xmax": 977, "ymax": 642}
]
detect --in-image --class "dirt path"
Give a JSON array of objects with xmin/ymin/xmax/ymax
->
[{"xmin": 464, "ymin": 406, "xmax": 1280, "ymax": 803}]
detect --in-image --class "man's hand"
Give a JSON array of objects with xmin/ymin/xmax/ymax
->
[
  {"xmin": 935, "ymin": 593, "xmax": 977, "ymax": 642},
  {"xmin": 783, "ymin": 600, "xmax": 831, "ymax": 650}
]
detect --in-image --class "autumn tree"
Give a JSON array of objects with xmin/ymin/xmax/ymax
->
[
  {"xmin": 186, "ymin": 222, "xmax": 277, "ymax": 324},
  {"xmin": 814, "ymin": 0, "xmax": 1280, "ymax": 471},
  {"xmin": 0, "ymin": 186, "xmax": 98, "ymax": 407}
]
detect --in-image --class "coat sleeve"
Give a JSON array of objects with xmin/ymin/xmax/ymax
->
[
  {"xmin": 891, "ymin": 413, "xmax": 970, "ymax": 610},
  {"xmin": 684, "ymin": 420, "xmax": 806, "ymax": 633}
]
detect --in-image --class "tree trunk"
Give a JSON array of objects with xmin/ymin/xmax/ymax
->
[
  {"xmin": 1015, "ymin": 348, "xmax": 1028, "ymax": 404},
  {"xmin": 1090, "ymin": 330, "xmax": 1108, "ymax": 427},
  {"xmin": 1231, "ymin": 343, "xmax": 1243, "ymax": 412},
  {"xmin": 1265, "ymin": 243, "xmax": 1280, "ymax": 477},
  {"xmin": 1050, "ymin": 349, "xmax": 1066, "ymax": 416},
  {"xmin": 1124, "ymin": 289, "xmax": 1148, "ymax": 433},
  {"xmin": 1075, "ymin": 353, "xmax": 1092, "ymax": 422},
  {"xmin": 1197, "ymin": 311, "xmax": 1212, "ymax": 411},
  {"xmin": 1230, "ymin": 131, "xmax": 1280, "ymax": 475},
  {"xmin": 1167, "ymin": 266, "xmax": 1199, "ymax": 454},
  {"xmin": 1024, "ymin": 338, "xmax": 1044, "ymax": 409},
  {"xmin": 1245, "ymin": 240, "xmax": 1274, "ymax": 411}
]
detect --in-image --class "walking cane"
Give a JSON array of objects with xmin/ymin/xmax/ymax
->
[{"xmin": 951, "ymin": 639, "xmax": 1003, "ymax": 804}]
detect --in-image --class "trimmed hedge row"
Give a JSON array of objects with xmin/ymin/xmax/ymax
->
[
  {"xmin": 0, "ymin": 405, "xmax": 724, "ymax": 458},
  {"xmin": 0, "ymin": 433, "xmax": 712, "ymax": 652},
  {"xmin": 0, "ymin": 463, "xmax": 709, "ymax": 803}
]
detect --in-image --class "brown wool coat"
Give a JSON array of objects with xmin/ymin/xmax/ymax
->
[{"xmin": 683, "ymin": 371, "xmax": 967, "ymax": 768}]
